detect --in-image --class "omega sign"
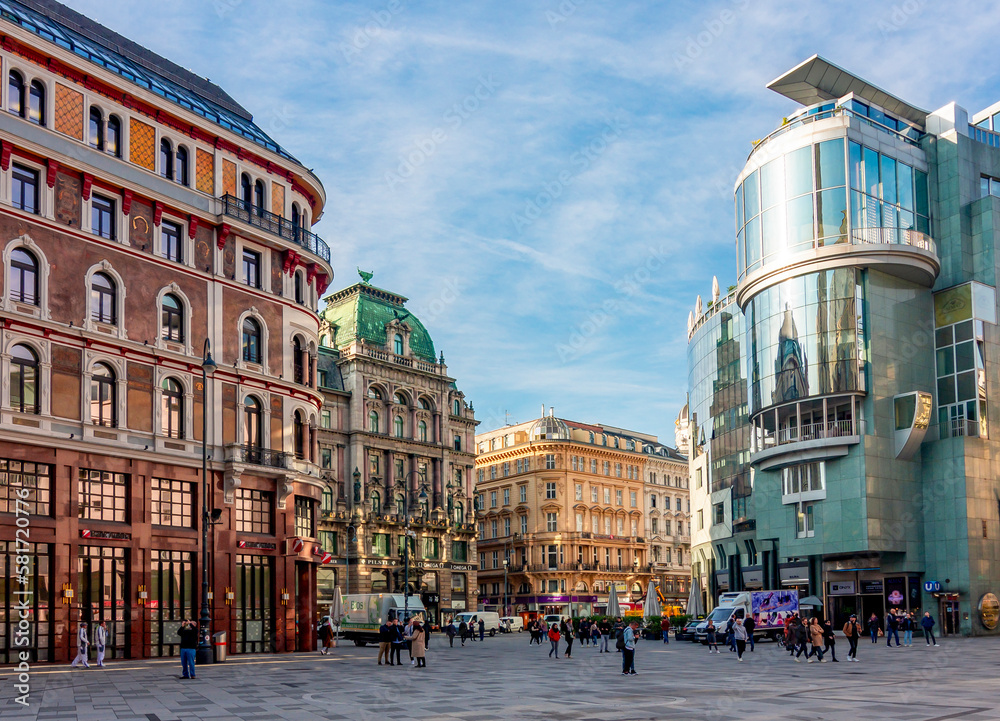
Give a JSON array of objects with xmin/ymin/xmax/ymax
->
[{"xmin": 979, "ymin": 593, "xmax": 1000, "ymax": 630}]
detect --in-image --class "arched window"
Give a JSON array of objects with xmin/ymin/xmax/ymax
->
[
  {"xmin": 393, "ymin": 392, "xmax": 407, "ymax": 405},
  {"xmin": 453, "ymin": 399, "xmax": 461, "ymax": 416},
  {"xmin": 321, "ymin": 487, "xmax": 334, "ymax": 513},
  {"xmin": 292, "ymin": 336, "xmax": 304, "ymax": 384},
  {"xmin": 242, "ymin": 317, "xmax": 261, "ymax": 363},
  {"xmin": 253, "ymin": 180, "xmax": 265, "ymax": 216},
  {"xmin": 396, "ymin": 493, "xmax": 405, "ymax": 517},
  {"xmin": 370, "ymin": 490, "xmax": 381, "ymax": 514},
  {"xmin": 418, "ymin": 420, "xmax": 428, "ymax": 442},
  {"xmin": 419, "ymin": 397, "xmax": 431, "ymax": 410},
  {"xmin": 294, "ymin": 271, "xmax": 304, "ymax": 304},
  {"xmin": 394, "ymin": 415, "xmax": 404, "ymax": 438},
  {"xmin": 175, "ymin": 146, "xmax": 189, "ymax": 186},
  {"xmin": 244, "ymin": 395, "xmax": 262, "ymax": 448},
  {"xmin": 454, "ymin": 502, "xmax": 464, "ymax": 524},
  {"xmin": 294, "ymin": 410, "xmax": 305, "ymax": 459},
  {"xmin": 90, "ymin": 362, "xmax": 116, "ymax": 427},
  {"xmin": 90, "ymin": 272, "xmax": 117, "ymax": 324},
  {"xmin": 159, "ymin": 139, "xmax": 173, "ymax": 180},
  {"xmin": 291, "ymin": 203, "xmax": 301, "ymax": 240},
  {"xmin": 161, "ymin": 377, "xmax": 183, "ymax": 438},
  {"xmin": 89, "ymin": 107, "xmax": 103, "ymax": 150},
  {"xmin": 27, "ymin": 80, "xmax": 43, "ymax": 125},
  {"xmin": 240, "ymin": 173, "xmax": 252, "ymax": 209},
  {"xmin": 10, "ymin": 344, "xmax": 38, "ymax": 414},
  {"xmin": 367, "ymin": 386, "xmax": 383, "ymax": 400},
  {"xmin": 10, "ymin": 248, "xmax": 38, "ymax": 305},
  {"xmin": 161, "ymin": 293, "xmax": 184, "ymax": 342},
  {"xmin": 393, "ymin": 333, "xmax": 403, "ymax": 355},
  {"xmin": 369, "ymin": 410, "xmax": 379, "ymax": 434},
  {"xmin": 8, "ymin": 71, "xmax": 25, "ymax": 117},
  {"xmin": 106, "ymin": 115, "xmax": 121, "ymax": 157}
]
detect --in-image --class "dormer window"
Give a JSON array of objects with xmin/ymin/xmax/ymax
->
[{"xmin": 394, "ymin": 333, "xmax": 404, "ymax": 355}]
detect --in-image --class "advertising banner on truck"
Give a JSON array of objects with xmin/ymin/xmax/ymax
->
[{"xmin": 750, "ymin": 590, "xmax": 798, "ymax": 629}]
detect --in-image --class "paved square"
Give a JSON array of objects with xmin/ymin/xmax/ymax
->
[{"xmin": 2, "ymin": 633, "xmax": 998, "ymax": 720}]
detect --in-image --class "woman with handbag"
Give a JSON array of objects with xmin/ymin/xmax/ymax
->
[{"xmin": 405, "ymin": 620, "xmax": 427, "ymax": 667}]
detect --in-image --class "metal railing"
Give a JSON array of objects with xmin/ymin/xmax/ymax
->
[
  {"xmin": 236, "ymin": 444, "xmax": 288, "ymax": 468},
  {"xmin": 970, "ymin": 124, "xmax": 1000, "ymax": 149},
  {"xmin": 754, "ymin": 418, "xmax": 862, "ymax": 452},
  {"xmin": 850, "ymin": 227, "xmax": 936, "ymax": 255},
  {"xmin": 220, "ymin": 194, "xmax": 330, "ymax": 262}
]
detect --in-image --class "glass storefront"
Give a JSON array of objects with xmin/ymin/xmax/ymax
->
[
  {"xmin": 234, "ymin": 554, "xmax": 273, "ymax": 654},
  {"xmin": 77, "ymin": 545, "xmax": 129, "ymax": 659},
  {"xmin": 148, "ymin": 550, "xmax": 194, "ymax": 657},
  {"xmin": 0, "ymin": 541, "xmax": 52, "ymax": 663}
]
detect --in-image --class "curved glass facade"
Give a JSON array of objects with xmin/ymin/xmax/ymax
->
[
  {"xmin": 746, "ymin": 268, "xmax": 863, "ymax": 417},
  {"xmin": 687, "ymin": 301, "xmax": 751, "ymax": 495},
  {"xmin": 736, "ymin": 137, "xmax": 929, "ymax": 279}
]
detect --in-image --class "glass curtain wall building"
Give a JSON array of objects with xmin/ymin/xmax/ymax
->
[{"xmin": 688, "ymin": 55, "xmax": 1000, "ymax": 635}]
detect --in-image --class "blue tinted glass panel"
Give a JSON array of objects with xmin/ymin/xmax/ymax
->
[
  {"xmin": 735, "ymin": 183, "xmax": 744, "ymax": 230},
  {"xmin": 864, "ymin": 147, "xmax": 880, "ymax": 198},
  {"xmin": 743, "ymin": 171, "xmax": 760, "ymax": 220},
  {"xmin": 761, "ymin": 205, "xmax": 786, "ymax": 260},
  {"xmin": 785, "ymin": 146, "xmax": 812, "ymax": 198},
  {"xmin": 745, "ymin": 215, "xmax": 761, "ymax": 271},
  {"xmin": 897, "ymin": 163, "xmax": 914, "ymax": 210},
  {"xmin": 914, "ymin": 170, "xmax": 929, "ymax": 216},
  {"xmin": 817, "ymin": 188, "xmax": 847, "ymax": 243},
  {"xmin": 815, "ymin": 139, "xmax": 845, "ymax": 189},
  {"xmin": 761, "ymin": 157, "xmax": 784, "ymax": 210},
  {"xmin": 880, "ymin": 155, "xmax": 897, "ymax": 204},
  {"xmin": 849, "ymin": 142, "xmax": 863, "ymax": 191},
  {"xmin": 786, "ymin": 194, "xmax": 814, "ymax": 251}
]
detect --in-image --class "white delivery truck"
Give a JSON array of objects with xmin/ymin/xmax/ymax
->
[
  {"xmin": 455, "ymin": 611, "xmax": 502, "ymax": 636},
  {"xmin": 695, "ymin": 590, "xmax": 799, "ymax": 643},
  {"xmin": 339, "ymin": 593, "xmax": 427, "ymax": 646}
]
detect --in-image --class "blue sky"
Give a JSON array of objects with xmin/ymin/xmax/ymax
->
[{"xmin": 69, "ymin": 0, "xmax": 1000, "ymax": 444}]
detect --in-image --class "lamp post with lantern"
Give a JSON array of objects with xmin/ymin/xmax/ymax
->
[{"xmin": 196, "ymin": 339, "xmax": 217, "ymax": 665}]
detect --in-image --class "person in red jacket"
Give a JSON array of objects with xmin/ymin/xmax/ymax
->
[{"xmin": 548, "ymin": 623, "xmax": 561, "ymax": 659}]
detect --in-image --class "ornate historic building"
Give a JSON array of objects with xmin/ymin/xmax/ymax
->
[
  {"xmin": 315, "ymin": 278, "xmax": 478, "ymax": 624},
  {"xmin": 0, "ymin": 0, "xmax": 333, "ymax": 662},
  {"xmin": 475, "ymin": 411, "xmax": 683, "ymax": 618},
  {"xmin": 643, "ymin": 446, "xmax": 691, "ymax": 613}
]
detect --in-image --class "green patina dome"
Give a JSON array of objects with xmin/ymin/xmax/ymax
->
[{"xmin": 321, "ymin": 283, "xmax": 437, "ymax": 363}]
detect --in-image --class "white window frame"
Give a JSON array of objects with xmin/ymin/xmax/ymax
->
[
  {"xmin": 155, "ymin": 283, "xmax": 193, "ymax": 356},
  {"xmin": 83, "ymin": 260, "xmax": 127, "ymax": 340},
  {"xmin": 2, "ymin": 234, "xmax": 52, "ymax": 320}
]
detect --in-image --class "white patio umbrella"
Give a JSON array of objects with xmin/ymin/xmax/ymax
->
[
  {"xmin": 607, "ymin": 583, "xmax": 621, "ymax": 618},
  {"xmin": 329, "ymin": 586, "xmax": 344, "ymax": 645},
  {"xmin": 687, "ymin": 578, "xmax": 704, "ymax": 617},
  {"xmin": 643, "ymin": 582, "xmax": 661, "ymax": 622}
]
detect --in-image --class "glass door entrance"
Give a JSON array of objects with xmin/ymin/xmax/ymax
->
[
  {"xmin": 149, "ymin": 550, "xmax": 194, "ymax": 656},
  {"xmin": 77, "ymin": 546, "xmax": 129, "ymax": 659},
  {"xmin": 234, "ymin": 554, "xmax": 273, "ymax": 653}
]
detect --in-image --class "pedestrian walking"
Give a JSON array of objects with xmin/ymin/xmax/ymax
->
[
  {"xmin": 591, "ymin": 622, "xmax": 601, "ymax": 647},
  {"xmin": 599, "ymin": 618, "xmax": 611, "ymax": 652},
  {"xmin": 178, "ymin": 619, "xmax": 198, "ymax": 679},
  {"xmin": 921, "ymin": 611, "xmax": 939, "ymax": 646},
  {"xmin": 96, "ymin": 621, "xmax": 107, "ymax": 667},
  {"xmin": 885, "ymin": 610, "xmax": 901, "ymax": 647},
  {"xmin": 406, "ymin": 620, "xmax": 427, "ymax": 667},
  {"xmin": 868, "ymin": 613, "xmax": 881, "ymax": 643},
  {"xmin": 562, "ymin": 619, "xmax": 574, "ymax": 658},
  {"xmin": 843, "ymin": 614, "xmax": 862, "ymax": 662},
  {"xmin": 478, "ymin": 618, "xmax": 485, "ymax": 642},
  {"xmin": 706, "ymin": 620, "xmax": 720, "ymax": 653},
  {"xmin": 459, "ymin": 619, "xmax": 468, "ymax": 646},
  {"xmin": 733, "ymin": 618, "xmax": 748, "ymax": 661},
  {"xmin": 446, "ymin": 619, "xmax": 457, "ymax": 648},
  {"xmin": 621, "ymin": 620, "xmax": 639, "ymax": 675},
  {"xmin": 743, "ymin": 615, "xmax": 755, "ymax": 651},
  {"xmin": 613, "ymin": 618, "xmax": 625, "ymax": 653},
  {"xmin": 378, "ymin": 618, "xmax": 393, "ymax": 665},
  {"xmin": 807, "ymin": 618, "xmax": 825, "ymax": 662},
  {"xmin": 579, "ymin": 618, "xmax": 590, "ymax": 646},
  {"xmin": 660, "ymin": 616, "xmax": 671, "ymax": 644},
  {"xmin": 318, "ymin": 615, "xmax": 334, "ymax": 656},
  {"xmin": 784, "ymin": 616, "xmax": 796, "ymax": 657},
  {"xmin": 821, "ymin": 618, "xmax": 838, "ymax": 662},
  {"xmin": 70, "ymin": 621, "xmax": 90, "ymax": 668},
  {"xmin": 725, "ymin": 617, "xmax": 736, "ymax": 652},
  {"xmin": 792, "ymin": 618, "xmax": 809, "ymax": 662},
  {"xmin": 548, "ymin": 623, "xmax": 561, "ymax": 658}
]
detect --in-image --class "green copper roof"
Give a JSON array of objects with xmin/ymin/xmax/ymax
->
[{"xmin": 321, "ymin": 283, "xmax": 437, "ymax": 363}]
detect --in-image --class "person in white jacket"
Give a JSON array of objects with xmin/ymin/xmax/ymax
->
[
  {"xmin": 96, "ymin": 621, "xmax": 108, "ymax": 667},
  {"xmin": 70, "ymin": 622, "xmax": 90, "ymax": 668}
]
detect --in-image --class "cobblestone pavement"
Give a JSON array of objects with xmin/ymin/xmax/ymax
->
[{"xmin": 1, "ymin": 633, "xmax": 999, "ymax": 720}]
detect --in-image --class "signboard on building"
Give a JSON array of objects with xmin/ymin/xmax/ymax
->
[
  {"xmin": 80, "ymin": 529, "xmax": 132, "ymax": 540},
  {"xmin": 978, "ymin": 593, "xmax": 999, "ymax": 630},
  {"xmin": 829, "ymin": 581, "xmax": 856, "ymax": 595},
  {"xmin": 860, "ymin": 580, "xmax": 883, "ymax": 595},
  {"xmin": 778, "ymin": 564, "xmax": 809, "ymax": 585},
  {"xmin": 237, "ymin": 540, "xmax": 276, "ymax": 551},
  {"xmin": 742, "ymin": 568, "xmax": 763, "ymax": 588}
]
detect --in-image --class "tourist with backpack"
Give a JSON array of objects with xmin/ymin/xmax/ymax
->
[
  {"xmin": 620, "ymin": 620, "xmax": 639, "ymax": 675},
  {"xmin": 843, "ymin": 614, "xmax": 862, "ymax": 662}
]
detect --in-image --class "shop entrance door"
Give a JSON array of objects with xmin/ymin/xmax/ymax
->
[
  {"xmin": 77, "ymin": 546, "xmax": 129, "ymax": 659},
  {"xmin": 861, "ymin": 595, "xmax": 884, "ymax": 627},
  {"xmin": 830, "ymin": 595, "xmax": 859, "ymax": 629},
  {"xmin": 941, "ymin": 596, "xmax": 961, "ymax": 635},
  {"xmin": 149, "ymin": 550, "xmax": 195, "ymax": 657},
  {"xmin": 234, "ymin": 554, "xmax": 273, "ymax": 654}
]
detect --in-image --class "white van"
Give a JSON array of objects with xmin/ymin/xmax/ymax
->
[
  {"xmin": 455, "ymin": 611, "xmax": 501, "ymax": 636},
  {"xmin": 500, "ymin": 616, "xmax": 524, "ymax": 632},
  {"xmin": 543, "ymin": 614, "xmax": 564, "ymax": 628}
]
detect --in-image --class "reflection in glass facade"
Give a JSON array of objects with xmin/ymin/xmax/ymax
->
[
  {"xmin": 736, "ymin": 137, "xmax": 930, "ymax": 279},
  {"xmin": 747, "ymin": 268, "xmax": 863, "ymax": 417},
  {"xmin": 687, "ymin": 301, "xmax": 751, "ymax": 495}
]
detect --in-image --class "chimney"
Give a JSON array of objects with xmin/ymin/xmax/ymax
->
[{"xmin": 549, "ymin": 407, "xmax": 554, "ymax": 417}]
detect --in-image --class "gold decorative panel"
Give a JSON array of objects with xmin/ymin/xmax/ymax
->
[
  {"xmin": 54, "ymin": 84, "xmax": 83, "ymax": 140},
  {"xmin": 196, "ymin": 148, "xmax": 214, "ymax": 195},
  {"xmin": 129, "ymin": 118, "xmax": 155, "ymax": 171},
  {"xmin": 222, "ymin": 159, "xmax": 236, "ymax": 197},
  {"xmin": 272, "ymin": 182, "xmax": 285, "ymax": 216}
]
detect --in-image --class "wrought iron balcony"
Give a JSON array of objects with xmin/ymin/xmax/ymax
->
[
  {"xmin": 220, "ymin": 194, "xmax": 330, "ymax": 263},
  {"xmin": 234, "ymin": 444, "xmax": 288, "ymax": 469}
]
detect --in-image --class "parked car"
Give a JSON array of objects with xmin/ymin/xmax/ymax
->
[{"xmin": 675, "ymin": 620, "xmax": 701, "ymax": 642}]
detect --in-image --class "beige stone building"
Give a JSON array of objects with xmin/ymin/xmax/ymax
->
[
  {"xmin": 644, "ymin": 449, "xmax": 691, "ymax": 614},
  {"xmin": 475, "ymin": 410, "xmax": 683, "ymax": 618}
]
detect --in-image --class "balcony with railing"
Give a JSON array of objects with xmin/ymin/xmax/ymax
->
[
  {"xmin": 227, "ymin": 443, "xmax": 288, "ymax": 469},
  {"xmin": 750, "ymin": 396, "xmax": 864, "ymax": 471},
  {"xmin": 220, "ymin": 194, "xmax": 331, "ymax": 263}
]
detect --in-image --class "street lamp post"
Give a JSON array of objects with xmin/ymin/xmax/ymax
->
[
  {"xmin": 197, "ymin": 338, "xmax": 217, "ymax": 665},
  {"xmin": 346, "ymin": 524, "xmax": 356, "ymax": 595},
  {"xmin": 503, "ymin": 558, "xmax": 509, "ymax": 618},
  {"xmin": 403, "ymin": 485, "xmax": 427, "ymax": 624}
]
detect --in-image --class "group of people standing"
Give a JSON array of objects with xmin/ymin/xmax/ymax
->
[
  {"xmin": 377, "ymin": 616, "xmax": 428, "ymax": 667},
  {"xmin": 865, "ymin": 610, "xmax": 939, "ymax": 647},
  {"xmin": 444, "ymin": 616, "xmax": 486, "ymax": 646},
  {"xmin": 703, "ymin": 616, "xmax": 755, "ymax": 661},
  {"xmin": 525, "ymin": 616, "xmax": 645, "ymax": 675}
]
